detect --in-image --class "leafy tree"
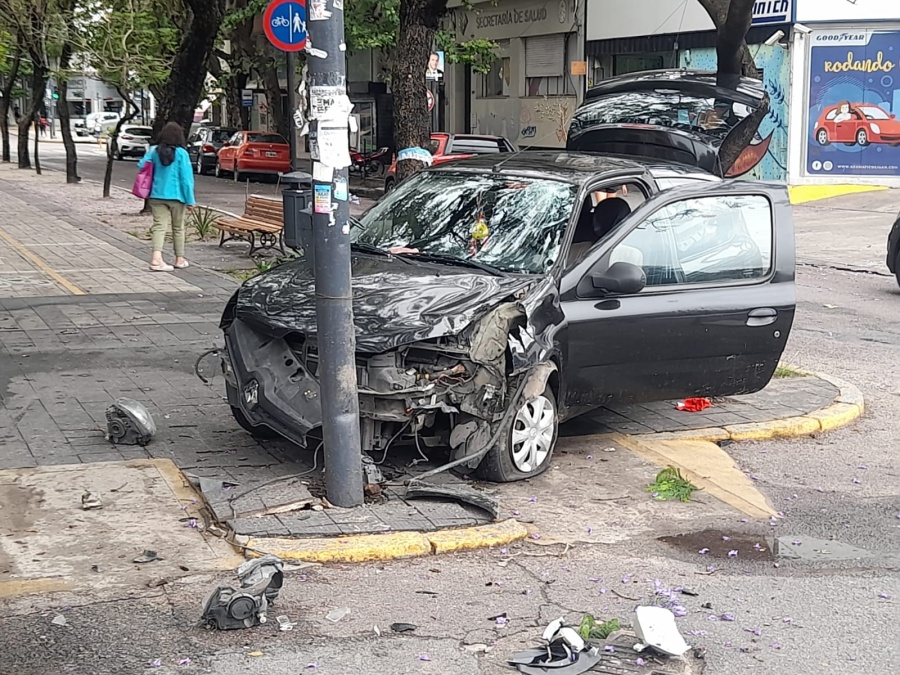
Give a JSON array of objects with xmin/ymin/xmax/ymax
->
[
  {"xmin": 75, "ymin": 0, "xmax": 178, "ymax": 195},
  {"xmin": 0, "ymin": 26, "xmax": 23, "ymax": 163},
  {"xmin": 697, "ymin": 0, "xmax": 770, "ymax": 173},
  {"xmin": 50, "ymin": 0, "xmax": 80, "ymax": 182}
]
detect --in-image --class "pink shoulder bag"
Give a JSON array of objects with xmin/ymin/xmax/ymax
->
[{"xmin": 131, "ymin": 159, "xmax": 154, "ymax": 199}]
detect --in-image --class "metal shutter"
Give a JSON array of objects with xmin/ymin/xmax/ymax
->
[{"xmin": 525, "ymin": 35, "xmax": 565, "ymax": 78}]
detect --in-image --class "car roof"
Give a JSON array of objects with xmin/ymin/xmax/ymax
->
[
  {"xmin": 430, "ymin": 150, "xmax": 705, "ymax": 185},
  {"xmin": 433, "ymin": 132, "xmax": 508, "ymax": 141},
  {"xmin": 585, "ymin": 69, "xmax": 766, "ymax": 108}
]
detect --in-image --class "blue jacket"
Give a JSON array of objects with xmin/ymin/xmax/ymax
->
[{"xmin": 138, "ymin": 145, "xmax": 196, "ymax": 206}]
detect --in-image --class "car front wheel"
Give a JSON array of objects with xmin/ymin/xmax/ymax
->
[
  {"xmin": 816, "ymin": 129, "xmax": 830, "ymax": 146},
  {"xmin": 477, "ymin": 386, "xmax": 558, "ymax": 482},
  {"xmin": 857, "ymin": 129, "xmax": 869, "ymax": 146}
]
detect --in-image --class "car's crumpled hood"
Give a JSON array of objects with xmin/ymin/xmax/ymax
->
[{"xmin": 233, "ymin": 255, "xmax": 536, "ymax": 353}]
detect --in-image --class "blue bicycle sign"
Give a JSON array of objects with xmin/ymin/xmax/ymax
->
[{"xmin": 263, "ymin": 0, "xmax": 307, "ymax": 52}]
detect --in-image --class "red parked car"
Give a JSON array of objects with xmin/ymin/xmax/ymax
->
[
  {"xmin": 814, "ymin": 102, "xmax": 900, "ymax": 147},
  {"xmin": 383, "ymin": 133, "xmax": 516, "ymax": 191},
  {"xmin": 215, "ymin": 130, "xmax": 291, "ymax": 181}
]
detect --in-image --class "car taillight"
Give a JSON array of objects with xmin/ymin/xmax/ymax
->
[
  {"xmin": 243, "ymin": 148, "xmax": 254, "ymax": 156},
  {"xmin": 202, "ymin": 144, "xmax": 215, "ymax": 153}
]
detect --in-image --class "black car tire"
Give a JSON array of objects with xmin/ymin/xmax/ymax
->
[
  {"xmin": 477, "ymin": 386, "xmax": 558, "ymax": 483},
  {"xmin": 894, "ymin": 249, "xmax": 900, "ymax": 288},
  {"xmin": 215, "ymin": 161, "xmax": 225, "ymax": 178},
  {"xmin": 195, "ymin": 155, "xmax": 204, "ymax": 175},
  {"xmin": 234, "ymin": 166, "xmax": 244, "ymax": 182},
  {"xmin": 230, "ymin": 405, "xmax": 279, "ymax": 439},
  {"xmin": 816, "ymin": 128, "xmax": 830, "ymax": 146},
  {"xmin": 384, "ymin": 177, "xmax": 395, "ymax": 192}
]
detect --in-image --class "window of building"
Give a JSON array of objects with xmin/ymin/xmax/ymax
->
[
  {"xmin": 479, "ymin": 53, "xmax": 510, "ymax": 98},
  {"xmin": 525, "ymin": 34, "xmax": 573, "ymax": 97},
  {"xmin": 613, "ymin": 54, "xmax": 665, "ymax": 76}
]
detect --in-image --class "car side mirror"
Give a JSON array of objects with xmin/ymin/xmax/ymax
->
[{"xmin": 588, "ymin": 261, "xmax": 646, "ymax": 296}]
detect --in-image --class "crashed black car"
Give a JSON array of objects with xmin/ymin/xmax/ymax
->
[{"xmin": 218, "ymin": 150, "xmax": 795, "ymax": 482}]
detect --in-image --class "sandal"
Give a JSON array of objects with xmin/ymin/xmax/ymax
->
[
  {"xmin": 174, "ymin": 260, "xmax": 190, "ymax": 269},
  {"xmin": 149, "ymin": 263, "xmax": 174, "ymax": 272}
]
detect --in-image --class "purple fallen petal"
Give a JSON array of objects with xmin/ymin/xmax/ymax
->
[
  {"xmin": 651, "ymin": 491, "xmax": 660, "ymax": 498},
  {"xmin": 530, "ymin": 533, "xmax": 542, "ymax": 540},
  {"xmin": 852, "ymin": 478, "xmax": 861, "ymax": 484},
  {"xmin": 500, "ymin": 548, "xmax": 509, "ymax": 555},
  {"xmin": 782, "ymin": 617, "xmax": 793, "ymax": 623},
  {"xmin": 745, "ymin": 628, "xmax": 762, "ymax": 636},
  {"xmin": 722, "ymin": 536, "xmax": 731, "ymax": 541},
  {"xmin": 771, "ymin": 643, "xmax": 782, "ymax": 650},
  {"xmin": 698, "ymin": 548, "xmax": 710, "ymax": 555},
  {"xmin": 706, "ymin": 565, "xmax": 717, "ymax": 573},
  {"xmin": 150, "ymin": 660, "xmax": 162, "ymax": 668},
  {"xmin": 728, "ymin": 550, "xmax": 738, "ymax": 557},
  {"xmin": 857, "ymin": 465, "xmax": 867, "ymax": 470},
  {"xmin": 496, "ymin": 616, "xmax": 508, "ymax": 626},
  {"xmin": 603, "ymin": 646, "xmax": 616, "ymax": 653},
  {"xmin": 599, "ymin": 587, "xmax": 608, "ymax": 594},
  {"xmin": 512, "ymin": 510, "xmax": 521, "ymax": 516},
  {"xmin": 418, "ymin": 655, "xmax": 431, "ymax": 661},
  {"xmin": 721, "ymin": 613, "xmax": 736, "ymax": 622},
  {"xmin": 589, "ymin": 577, "xmax": 601, "ymax": 582},
  {"xmin": 740, "ymin": 647, "xmax": 751, "ymax": 653},
  {"xmin": 879, "ymin": 593, "xmax": 890, "ymax": 599},
  {"xmin": 586, "ymin": 455, "xmax": 593, "ymax": 460},
  {"xmin": 178, "ymin": 658, "xmax": 190, "ymax": 666},
  {"xmin": 708, "ymin": 615, "xmax": 719, "ymax": 622},
  {"xmin": 689, "ymin": 630, "xmax": 709, "ymax": 636},
  {"xmin": 724, "ymin": 641, "xmax": 733, "ymax": 648},
  {"xmin": 671, "ymin": 604, "xmax": 687, "ymax": 617},
  {"xmin": 528, "ymin": 496, "xmax": 538, "ymax": 503},
  {"xmin": 792, "ymin": 540, "xmax": 802, "ymax": 546},
  {"xmin": 306, "ymin": 663, "xmax": 318, "ymax": 669},
  {"xmin": 635, "ymin": 658, "xmax": 646, "ymax": 666},
  {"xmin": 587, "ymin": 527, "xmax": 593, "ymax": 535}
]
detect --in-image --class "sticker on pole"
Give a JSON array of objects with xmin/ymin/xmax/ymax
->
[
  {"xmin": 314, "ymin": 184, "xmax": 332, "ymax": 213},
  {"xmin": 264, "ymin": 0, "xmax": 308, "ymax": 53},
  {"xmin": 426, "ymin": 89, "xmax": 435, "ymax": 112}
]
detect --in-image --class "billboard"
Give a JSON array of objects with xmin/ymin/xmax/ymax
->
[{"xmin": 806, "ymin": 29, "xmax": 900, "ymax": 177}]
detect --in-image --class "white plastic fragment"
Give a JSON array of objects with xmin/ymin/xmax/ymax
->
[{"xmin": 633, "ymin": 606, "xmax": 691, "ymax": 657}]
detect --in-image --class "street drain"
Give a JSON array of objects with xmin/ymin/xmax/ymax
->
[
  {"xmin": 774, "ymin": 536, "xmax": 876, "ymax": 561},
  {"xmin": 658, "ymin": 529, "xmax": 774, "ymax": 561}
]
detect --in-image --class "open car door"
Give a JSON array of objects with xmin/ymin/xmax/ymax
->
[{"xmin": 559, "ymin": 180, "xmax": 795, "ymax": 413}]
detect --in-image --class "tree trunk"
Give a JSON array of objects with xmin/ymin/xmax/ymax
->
[
  {"xmin": 57, "ymin": 44, "xmax": 79, "ymax": 183},
  {"xmin": 33, "ymin": 120, "xmax": 40, "ymax": 175},
  {"xmin": 261, "ymin": 55, "xmax": 289, "ymax": 140},
  {"xmin": 226, "ymin": 72, "xmax": 251, "ymax": 129},
  {"xmin": 103, "ymin": 91, "xmax": 139, "ymax": 198},
  {"xmin": 152, "ymin": 0, "xmax": 225, "ymax": 138},
  {"xmin": 0, "ymin": 45, "xmax": 21, "ymax": 163},
  {"xmin": 17, "ymin": 66, "xmax": 48, "ymax": 169},
  {"xmin": 392, "ymin": 0, "xmax": 447, "ymax": 182}
]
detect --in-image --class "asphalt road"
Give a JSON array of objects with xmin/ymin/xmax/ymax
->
[
  {"xmin": 34, "ymin": 138, "xmax": 377, "ymax": 214},
  {"xmin": 3, "ymin": 139, "xmax": 898, "ymax": 674}
]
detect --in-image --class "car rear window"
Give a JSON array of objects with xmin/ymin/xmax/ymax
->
[
  {"xmin": 124, "ymin": 127, "xmax": 152, "ymax": 137},
  {"xmin": 449, "ymin": 138, "xmax": 510, "ymax": 154},
  {"xmin": 247, "ymin": 133, "xmax": 287, "ymax": 144},
  {"xmin": 212, "ymin": 129, "xmax": 236, "ymax": 143}
]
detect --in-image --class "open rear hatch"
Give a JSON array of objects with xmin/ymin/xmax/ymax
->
[{"xmin": 566, "ymin": 70, "xmax": 767, "ymax": 176}]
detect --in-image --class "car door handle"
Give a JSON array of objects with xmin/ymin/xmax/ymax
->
[{"xmin": 747, "ymin": 308, "xmax": 777, "ymax": 327}]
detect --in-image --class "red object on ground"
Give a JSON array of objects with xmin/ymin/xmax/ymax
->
[{"xmin": 676, "ymin": 397, "xmax": 713, "ymax": 412}]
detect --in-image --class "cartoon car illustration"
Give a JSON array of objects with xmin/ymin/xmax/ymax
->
[{"xmin": 814, "ymin": 102, "xmax": 900, "ymax": 147}]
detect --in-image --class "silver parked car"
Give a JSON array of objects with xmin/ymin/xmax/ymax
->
[{"xmin": 108, "ymin": 125, "xmax": 152, "ymax": 160}]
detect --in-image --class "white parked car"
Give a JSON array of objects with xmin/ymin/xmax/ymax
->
[
  {"xmin": 108, "ymin": 125, "xmax": 152, "ymax": 160},
  {"xmin": 77, "ymin": 111, "xmax": 120, "ymax": 137}
]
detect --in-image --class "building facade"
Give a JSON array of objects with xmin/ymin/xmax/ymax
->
[
  {"xmin": 444, "ymin": 0, "xmax": 586, "ymax": 149},
  {"xmin": 789, "ymin": 0, "xmax": 900, "ymax": 186}
]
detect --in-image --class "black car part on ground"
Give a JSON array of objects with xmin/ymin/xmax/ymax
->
[
  {"xmin": 886, "ymin": 212, "xmax": 900, "ymax": 286},
  {"xmin": 201, "ymin": 555, "xmax": 284, "ymax": 630}
]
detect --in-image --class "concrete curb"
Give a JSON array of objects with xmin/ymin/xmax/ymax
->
[
  {"xmin": 238, "ymin": 519, "xmax": 528, "ymax": 564},
  {"xmin": 627, "ymin": 367, "xmax": 864, "ymax": 445}
]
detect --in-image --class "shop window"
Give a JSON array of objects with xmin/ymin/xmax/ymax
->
[
  {"xmin": 525, "ymin": 35, "xmax": 573, "ymax": 97},
  {"xmin": 479, "ymin": 55, "xmax": 510, "ymax": 98},
  {"xmin": 613, "ymin": 55, "xmax": 664, "ymax": 76}
]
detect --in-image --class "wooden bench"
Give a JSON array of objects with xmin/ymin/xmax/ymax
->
[{"xmin": 217, "ymin": 195, "xmax": 286, "ymax": 256}]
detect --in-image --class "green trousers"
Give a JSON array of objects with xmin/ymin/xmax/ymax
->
[{"xmin": 149, "ymin": 198, "xmax": 186, "ymax": 257}]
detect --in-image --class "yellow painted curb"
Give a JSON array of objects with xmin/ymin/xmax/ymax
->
[
  {"xmin": 614, "ymin": 434, "xmax": 777, "ymax": 519},
  {"xmin": 724, "ymin": 415, "xmax": 822, "ymax": 441},
  {"xmin": 807, "ymin": 402, "xmax": 864, "ymax": 433},
  {"xmin": 789, "ymin": 184, "xmax": 888, "ymax": 205},
  {"xmin": 428, "ymin": 519, "xmax": 528, "ymax": 555},
  {"xmin": 243, "ymin": 519, "xmax": 528, "ymax": 564}
]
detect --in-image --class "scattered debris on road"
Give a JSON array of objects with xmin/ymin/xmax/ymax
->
[
  {"xmin": 133, "ymin": 549, "xmax": 162, "ymax": 564},
  {"xmin": 80, "ymin": 490, "xmax": 102, "ymax": 510},
  {"xmin": 51, "ymin": 614, "xmax": 67, "ymax": 627},
  {"xmin": 675, "ymin": 397, "xmax": 712, "ymax": 412},
  {"xmin": 326, "ymin": 607, "xmax": 350, "ymax": 623},
  {"xmin": 276, "ymin": 615, "xmax": 294, "ymax": 631},
  {"xmin": 201, "ymin": 554, "xmax": 284, "ymax": 630},
  {"xmin": 391, "ymin": 622, "xmax": 417, "ymax": 633},
  {"xmin": 633, "ymin": 606, "xmax": 690, "ymax": 657},
  {"xmin": 405, "ymin": 481, "xmax": 501, "ymax": 520}
]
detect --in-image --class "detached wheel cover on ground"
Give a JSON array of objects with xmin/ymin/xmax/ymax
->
[{"xmin": 477, "ymin": 387, "xmax": 558, "ymax": 482}]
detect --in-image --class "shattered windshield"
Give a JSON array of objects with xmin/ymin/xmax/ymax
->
[{"xmin": 353, "ymin": 171, "xmax": 578, "ymax": 274}]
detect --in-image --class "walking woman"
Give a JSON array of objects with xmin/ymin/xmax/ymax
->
[{"xmin": 138, "ymin": 121, "xmax": 196, "ymax": 271}]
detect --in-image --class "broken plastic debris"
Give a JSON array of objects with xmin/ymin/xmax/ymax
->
[
  {"xmin": 728, "ymin": 550, "xmax": 738, "ymax": 557},
  {"xmin": 633, "ymin": 606, "xmax": 690, "ymax": 657},
  {"xmin": 326, "ymin": 607, "xmax": 350, "ymax": 623},
  {"xmin": 675, "ymin": 397, "xmax": 712, "ymax": 412},
  {"xmin": 81, "ymin": 490, "xmax": 103, "ymax": 510},
  {"xmin": 276, "ymin": 615, "xmax": 294, "ymax": 631},
  {"xmin": 51, "ymin": 614, "xmax": 67, "ymax": 627},
  {"xmin": 133, "ymin": 550, "xmax": 162, "ymax": 564},
  {"xmin": 391, "ymin": 622, "xmax": 417, "ymax": 633},
  {"xmin": 248, "ymin": 651, "xmax": 264, "ymax": 657}
]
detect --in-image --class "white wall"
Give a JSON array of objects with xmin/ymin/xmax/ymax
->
[
  {"xmin": 795, "ymin": 0, "xmax": 900, "ymax": 23},
  {"xmin": 586, "ymin": 0, "xmax": 793, "ymax": 41}
]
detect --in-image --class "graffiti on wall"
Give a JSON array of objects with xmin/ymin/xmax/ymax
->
[
  {"xmin": 680, "ymin": 45, "xmax": 789, "ymax": 181},
  {"xmin": 473, "ymin": 97, "xmax": 576, "ymax": 148}
]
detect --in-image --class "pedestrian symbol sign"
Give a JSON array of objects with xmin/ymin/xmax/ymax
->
[{"xmin": 264, "ymin": 0, "xmax": 308, "ymax": 52}]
